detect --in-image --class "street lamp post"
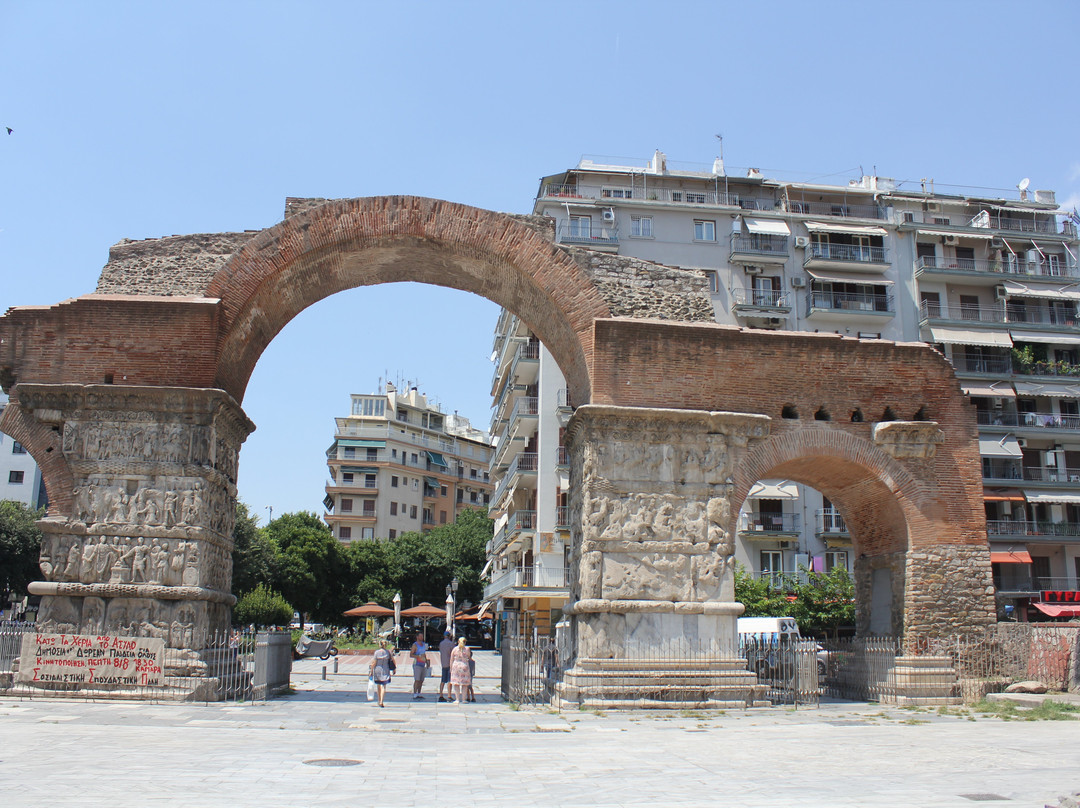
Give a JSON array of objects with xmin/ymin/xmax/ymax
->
[
  {"xmin": 445, "ymin": 577, "xmax": 459, "ymax": 637},
  {"xmin": 393, "ymin": 592, "xmax": 401, "ymax": 649}
]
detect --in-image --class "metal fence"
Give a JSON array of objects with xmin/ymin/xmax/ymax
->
[
  {"xmin": 0, "ymin": 623, "xmax": 292, "ymax": 704},
  {"xmin": 819, "ymin": 636, "xmax": 902, "ymax": 702},
  {"xmin": 501, "ymin": 636, "xmax": 560, "ymax": 706},
  {"xmin": 740, "ymin": 635, "xmax": 821, "ymax": 707}
]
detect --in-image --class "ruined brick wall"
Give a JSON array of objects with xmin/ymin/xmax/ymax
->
[
  {"xmin": 95, "ymin": 232, "xmax": 258, "ymax": 297},
  {"xmin": 566, "ymin": 248, "xmax": 714, "ymax": 322}
]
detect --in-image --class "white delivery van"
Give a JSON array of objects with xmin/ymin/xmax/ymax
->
[{"xmin": 737, "ymin": 616, "xmax": 800, "ymax": 638}]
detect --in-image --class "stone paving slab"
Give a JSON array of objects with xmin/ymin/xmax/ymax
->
[{"xmin": 1, "ymin": 651, "xmax": 1079, "ymax": 807}]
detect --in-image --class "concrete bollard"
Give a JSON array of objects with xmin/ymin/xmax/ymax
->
[
  {"xmin": 333, "ymin": 657, "xmax": 339, "ymax": 674},
  {"xmin": 321, "ymin": 664, "xmax": 327, "ymax": 681}
]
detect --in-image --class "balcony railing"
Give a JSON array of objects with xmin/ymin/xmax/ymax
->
[
  {"xmin": 994, "ymin": 576, "xmax": 1077, "ymax": 593},
  {"xmin": 540, "ymin": 183, "xmax": 741, "ymax": 207},
  {"xmin": 950, "ymin": 352, "xmax": 1012, "ymax": 375},
  {"xmin": 981, "ymin": 462, "xmax": 1080, "ymax": 483},
  {"xmin": 805, "ymin": 243, "xmax": 887, "ymax": 264},
  {"xmin": 808, "ymin": 290, "xmax": 894, "ymax": 314},
  {"xmin": 988, "ymin": 214, "xmax": 1058, "ymax": 235},
  {"xmin": 1006, "ymin": 306, "xmax": 1079, "ymax": 328},
  {"xmin": 485, "ymin": 565, "xmax": 569, "ymax": 598},
  {"xmin": 919, "ymin": 300, "xmax": 1006, "ymax": 324},
  {"xmin": 509, "ymin": 397, "xmax": 539, "ymax": 424},
  {"xmin": 556, "ymin": 505, "xmax": 570, "ymax": 528},
  {"xmin": 740, "ymin": 513, "xmax": 801, "ymax": 533},
  {"xmin": 1014, "ymin": 360, "xmax": 1080, "ymax": 378},
  {"xmin": 785, "ymin": 200, "xmax": 886, "ymax": 220},
  {"xmin": 816, "ymin": 508, "xmax": 848, "ymax": 535},
  {"xmin": 729, "ymin": 233, "xmax": 789, "ymax": 257},
  {"xmin": 335, "ymin": 424, "xmax": 459, "ymax": 455},
  {"xmin": 555, "ymin": 446, "xmax": 569, "ymax": 467},
  {"xmin": 731, "ymin": 288, "xmax": 791, "ymax": 309},
  {"xmin": 507, "ymin": 509, "xmax": 536, "ymax": 535},
  {"xmin": 556, "ymin": 223, "xmax": 619, "ymax": 246},
  {"xmin": 489, "ymin": 452, "xmax": 539, "ymax": 510},
  {"xmin": 916, "ymin": 256, "xmax": 1078, "ymax": 280}
]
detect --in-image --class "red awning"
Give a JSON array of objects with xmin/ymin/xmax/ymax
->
[
  {"xmin": 990, "ymin": 550, "xmax": 1033, "ymax": 564},
  {"xmin": 983, "ymin": 490, "xmax": 1026, "ymax": 502},
  {"xmin": 1032, "ymin": 602, "xmax": 1080, "ymax": 618}
]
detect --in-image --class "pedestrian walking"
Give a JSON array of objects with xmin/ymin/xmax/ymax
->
[
  {"xmin": 437, "ymin": 629, "xmax": 454, "ymax": 702},
  {"xmin": 450, "ymin": 636, "xmax": 472, "ymax": 704},
  {"xmin": 368, "ymin": 639, "xmax": 394, "ymax": 708},
  {"xmin": 410, "ymin": 634, "xmax": 431, "ymax": 700}
]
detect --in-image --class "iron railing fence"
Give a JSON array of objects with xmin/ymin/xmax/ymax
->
[
  {"xmin": 501, "ymin": 636, "xmax": 560, "ymax": 706},
  {"xmin": 805, "ymin": 243, "xmax": 888, "ymax": 264},
  {"xmin": 0, "ymin": 625, "xmax": 292, "ymax": 704},
  {"xmin": 807, "ymin": 290, "xmax": 894, "ymax": 314},
  {"xmin": 740, "ymin": 635, "xmax": 821, "ymax": 707},
  {"xmin": 819, "ymin": 636, "xmax": 901, "ymax": 702}
]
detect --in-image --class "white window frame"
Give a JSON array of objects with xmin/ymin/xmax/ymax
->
[
  {"xmin": 694, "ymin": 220, "xmax": 716, "ymax": 242},
  {"xmin": 630, "ymin": 216, "xmax": 653, "ymax": 238}
]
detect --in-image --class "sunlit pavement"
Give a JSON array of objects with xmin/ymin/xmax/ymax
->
[{"xmin": 2, "ymin": 650, "xmax": 1078, "ymax": 808}]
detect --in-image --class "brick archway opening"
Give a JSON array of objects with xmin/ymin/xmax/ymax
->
[
  {"xmin": 205, "ymin": 197, "xmax": 611, "ymax": 407},
  {"xmin": 734, "ymin": 425, "xmax": 952, "ymax": 638}
]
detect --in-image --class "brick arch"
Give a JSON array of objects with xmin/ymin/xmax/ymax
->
[
  {"xmin": 0, "ymin": 401, "xmax": 72, "ymax": 517},
  {"xmin": 204, "ymin": 196, "xmax": 612, "ymax": 404},
  {"xmin": 733, "ymin": 424, "xmax": 950, "ymax": 559}
]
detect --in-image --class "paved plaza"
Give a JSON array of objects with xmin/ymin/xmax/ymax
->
[{"xmin": 2, "ymin": 650, "xmax": 1078, "ymax": 808}]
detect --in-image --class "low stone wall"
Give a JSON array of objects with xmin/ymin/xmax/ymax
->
[{"xmin": 95, "ymin": 232, "xmax": 258, "ymax": 297}]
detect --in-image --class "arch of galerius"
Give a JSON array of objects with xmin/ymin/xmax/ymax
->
[{"xmin": 0, "ymin": 196, "xmax": 993, "ymax": 702}]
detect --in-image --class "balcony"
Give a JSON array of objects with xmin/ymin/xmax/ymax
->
[
  {"xmin": 987, "ymin": 214, "xmax": 1059, "ymax": 235},
  {"xmin": 485, "ymin": 565, "xmax": 570, "ymax": 599},
  {"xmin": 915, "ymin": 256, "xmax": 1079, "ymax": 281},
  {"xmin": 335, "ymin": 424, "xmax": 460, "ymax": 456},
  {"xmin": 731, "ymin": 288, "xmax": 792, "ymax": 313},
  {"xmin": 540, "ymin": 183, "xmax": 741, "ymax": 208},
  {"xmin": 919, "ymin": 300, "xmax": 1005, "ymax": 325},
  {"xmin": 785, "ymin": 200, "xmax": 886, "ymax": 220},
  {"xmin": 982, "ymin": 462, "xmax": 1080, "ymax": 485},
  {"xmin": 489, "ymin": 452, "xmax": 539, "ymax": 510},
  {"xmin": 816, "ymin": 508, "xmax": 849, "ymax": 537},
  {"xmin": 807, "ymin": 289, "xmax": 894, "ymax": 316},
  {"xmin": 994, "ymin": 576, "xmax": 1077, "ymax": 595},
  {"xmin": 739, "ymin": 512, "xmax": 800, "ymax": 536},
  {"xmin": 555, "ymin": 505, "xmax": 570, "ymax": 529},
  {"xmin": 555, "ymin": 222, "xmax": 619, "ymax": 248},
  {"xmin": 1006, "ymin": 305, "xmax": 1079, "ymax": 330},
  {"xmin": 804, "ymin": 242, "xmax": 888, "ymax": 268},
  {"xmin": 950, "ymin": 351, "xmax": 1012, "ymax": 375},
  {"xmin": 507, "ymin": 396, "xmax": 539, "ymax": 441},
  {"xmin": 1014, "ymin": 359, "xmax": 1080, "ymax": 379},
  {"xmin": 729, "ymin": 234, "xmax": 789, "ymax": 264},
  {"xmin": 555, "ymin": 446, "xmax": 569, "ymax": 469}
]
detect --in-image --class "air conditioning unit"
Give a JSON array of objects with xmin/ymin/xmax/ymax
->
[
  {"xmin": 990, "ymin": 237, "xmax": 1004, "ymax": 249},
  {"xmin": 794, "ymin": 236, "xmax": 810, "ymax": 248},
  {"xmin": 778, "ymin": 541, "xmax": 792, "ymax": 549},
  {"xmin": 744, "ymin": 266, "xmax": 762, "ymax": 276},
  {"xmin": 1017, "ymin": 438, "xmax": 1027, "ymax": 448},
  {"xmin": 1001, "ymin": 501, "xmax": 1012, "ymax": 516},
  {"xmin": 791, "ymin": 276, "xmax": 807, "ymax": 288},
  {"xmin": 992, "ymin": 397, "xmax": 1004, "ymax": 408},
  {"xmin": 601, "ymin": 208, "xmax": 615, "ymax": 223},
  {"xmin": 944, "ymin": 234, "xmax": 959, "ymax": 246},
  {"xmin": 995, "ymin": 285, "xmax": 1008, "ymax": 300}
]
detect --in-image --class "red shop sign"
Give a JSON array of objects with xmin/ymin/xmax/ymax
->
[{"xmin": 1041, "ymin": 590, "xmax": 1080, "ymax": 604}]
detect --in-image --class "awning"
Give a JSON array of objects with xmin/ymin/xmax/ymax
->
[
  {"xmin": 979, "ymin": 435, "xmax": 1022, "ymax": 458},
  {"xmin": 338, "ymin": 439, "xmax": 386, "ymax": 448},
  {"xmin": 748, "ymin": 481, "xmax": 799, "ymax": 500},
  {"xmin": 1032, "ymin": 602, "xmax": 1080, "ymax": 618},
  {"xmin": 983, "ymin": 490, "xmax": 1025, "ymax": 502},
  {"xmin": 424, "ymin": 476, "xmax": 441, "ymax": 488},
  {"xmin": 929, "ymin": 327, "xmax": 1013, "ymax": 348},
  {"xmin": 1011, "ymin": 330, "xmax": 1080, "ymax": 346},
  {"xmin": 1013, "ymin": 381, "xmax": 1080, "ymax": 398},
  {"xmin": 1001, "ymin": 280, "xmax": 1080, "ymax": 301},
  {"xmin": 341, "ymin": 465, "xmax": 379, "ymax": 474},
  {"xmin": 962, "ymin": 383, "xmax": 1015, "ymax": 398},
  {"xmin": 745, "ymin": 218, "xmax": 791, "ymax": 236},
  {"xmin": 425, "ymin": 451, "xmax": 449, "ymax": 469},
  {"xmin": 807, "ymin": 269, "xmax": 893, "ymax": 284},
  {"xmin": 1024, "ymin": 490, "xmax": 1080, "ymax": 505},
  {"xmin": 915, "ymin": 228, "xmax": 993, "ymax": 240},
  {"xmin": 990, "ymin": 550, "xmax": 1033, "ymax": 564},
  {"xmin": 804, "ymin": 221, "xmax": 887, "ymax": 236}
]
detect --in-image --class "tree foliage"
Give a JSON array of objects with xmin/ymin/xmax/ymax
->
[
  {"xmin": 228, "ymin": 503, "xmax": 492, "ymax": 627},
  {"xmin": 233, "ymin": 583, "xmax": 294, "ymax": 627},
  {"xmin": 734, "ymin": 563, "xmax": 855, "ymax": 639},
  {"xmin": 0, "ymin": 500, "xmax": 44, "ymax": 604}
]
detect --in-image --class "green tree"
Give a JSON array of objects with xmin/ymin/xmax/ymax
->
[
  {"xmin": 787, "ymin": 566, "xmax": 856, "ymax": 639},
  {"xmin": 233, "ymin": 583, "xmax": 294, "ymax": 627},
  {"xmin": 230, "ymin": 502, "xmax": 279, "ymax": 596},
  {"xmin": 267, "ymin": 511, "xmax": 347, "ymax": 625},
  {"xmin": 733, "ymin": 563, "xmax": 792, "ymax": 617},
  {"xmin": 0, "ymin": 500, "xmax": 44, "ymax": 606}
]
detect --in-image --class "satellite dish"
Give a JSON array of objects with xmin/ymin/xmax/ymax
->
[{"xmin": 1017, "ymin": 177, "xmax": 1031, "ymax": 191}]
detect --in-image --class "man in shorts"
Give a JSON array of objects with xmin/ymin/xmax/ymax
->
[
  {"xmin": 410, "ymin": 633, "xmax": 430, "ymax": 699},
  {"xmin": 437, "ymin": 629, "xmax": 454, "ymax": 702}
]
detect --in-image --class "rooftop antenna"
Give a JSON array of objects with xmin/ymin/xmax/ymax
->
[{"xmin": 1017, "ymin": 177, "xmax": 1030, "ymax": 201}]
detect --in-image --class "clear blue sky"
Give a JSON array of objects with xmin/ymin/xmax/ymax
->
[{"xmin": 2, "ymin": 1, "xmax": 1078, "ymax": 521}]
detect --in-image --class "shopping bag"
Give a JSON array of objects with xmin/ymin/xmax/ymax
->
[{"xmin": 366, "ymin": 676, "xmax": 376, "ymax": 701}]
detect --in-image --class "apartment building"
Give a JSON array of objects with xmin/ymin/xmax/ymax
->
[
  {"xmin": 485, "ymin": 151, "xmax": 1080, "ymax": 634},
  {"xmin": 323, "ymin": 383, "xmax": 493, "ymax": 542},
  {"xmin": 0, "ymin": 393, "xmax": 47, "ymax": 509}
]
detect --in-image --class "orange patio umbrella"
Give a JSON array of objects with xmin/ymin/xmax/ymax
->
[{"xmin": 342, "ymin": 601, "xmax": 395, "ymax": 618}]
